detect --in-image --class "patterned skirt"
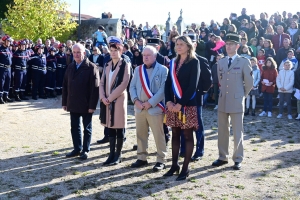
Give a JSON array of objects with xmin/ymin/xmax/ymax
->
[{"xmin": 165, "ymin": 106, "xmax": 198, "ymax": 130}]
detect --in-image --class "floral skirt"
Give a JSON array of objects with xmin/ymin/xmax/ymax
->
[{"xmin": 165, "ymin": 106, "xmax": 198, "ymax": 130}]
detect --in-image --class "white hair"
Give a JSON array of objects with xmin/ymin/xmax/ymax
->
[
  {"xmin": 142, "ymin": 45, "xmax": 158, "ymax": 56},
  {"xmin": 72, "ymin": 43, "xmax": 85, "ymax": 52}
]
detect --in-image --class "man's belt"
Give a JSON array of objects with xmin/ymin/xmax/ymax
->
[
  {"xmin": 57, "ymin": 64, "xmax": 66, "ymax": 68},
  {"xmin": 15, "ymin": 65, "xmax": 26, "ymax": 70},
  {"xmin": 47, "ymin": 67, "xmax": 56, "ymax": 72},
  {"xmin": 0, "ymin": 63, "xmax": 11, "ymax": 68},
  {"xmin": 32, "ymin": 65, "xmax": 46, "ymax": 71}
]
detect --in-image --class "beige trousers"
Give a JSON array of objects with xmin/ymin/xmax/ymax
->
[
  {"xmin": 135, "ymin": 110, "xmax": 167, "ymax": 163},
  {"xmin": 217, "ymin": 111, "xmax": 244, "ymax": 163}
]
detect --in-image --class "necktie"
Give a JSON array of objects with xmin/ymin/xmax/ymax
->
[{"xmin": 228, "ymin": 58, "xmax": 232, "ymax": 68}]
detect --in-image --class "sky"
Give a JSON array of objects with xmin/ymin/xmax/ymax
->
[{"xmin": 64, "ymin": 0, "xmax": 300, "ymax": 27}]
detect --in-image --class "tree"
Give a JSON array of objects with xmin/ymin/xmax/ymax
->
[
  {"xmin": 0, "ymin": 0, "xmax": 14, "ymax": 19},
  {"xmin": 1, "ymin": 0, "xmax": 77, "ymax": 42}
]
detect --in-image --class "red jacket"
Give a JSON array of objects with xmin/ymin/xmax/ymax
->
[
  {"xmin": 271, "ymin": 33, "xmax": 291, "ymax": 53},
  {"xmin": 261, "ymin": 67, "xmax": 278, "ymax": 93},
  {"xmin": 257, "ymin": 55, "xmax": 265, "ymax": 73}
]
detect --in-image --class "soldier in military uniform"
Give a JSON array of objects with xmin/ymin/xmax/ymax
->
[
  {"xmin": 55, "ymin": 43, "xmax": 67, "ymax": 95},
  {"xmin": 212, "ymin": 33, "xmax": 253, "ymax": 170},
  {"xmin": 28, "ymin": 44, "xmax": 47, "ymax": 100},
  {"xmin": 12, "ymin": 40, "xmax": 29, "ymax": 101},
  {"xmin": 0, "ymin": 35, "xmax": 14, "ymax": 104},
  {"xmin": 45, "ymin": 47, "xmax": 57, "ymax": 98},
  {"xmin": 24, "ymin": 39, "xmax": 35, "ymax": 97}
]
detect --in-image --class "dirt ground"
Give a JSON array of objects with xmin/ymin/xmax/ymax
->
[{"xmin": 0, "ymin": 96, "xmax": 300, "ymax": 200}]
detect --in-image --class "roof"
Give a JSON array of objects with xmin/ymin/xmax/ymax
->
[{"xmin": 70, "ymin": 12, "xmax": 96, "ymax": 20}]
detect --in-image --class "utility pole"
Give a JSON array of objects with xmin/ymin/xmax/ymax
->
[{"xmin": 78, "ymin": 0, "xmax": 81, "ymax": 39}]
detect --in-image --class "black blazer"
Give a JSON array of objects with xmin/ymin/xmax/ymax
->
[
  {"xmin": 165, "ymin": 57, "xmax": 200, "ymax": 107},
  {"xmin": 195, "ymin": 54, "xmax": 212, "ymax": 106},
  {"xmin": 88, "ymin": 54, "xmax": 104, "ymax": 67}
]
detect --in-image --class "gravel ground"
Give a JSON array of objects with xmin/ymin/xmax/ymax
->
[{"xmin": 0, "ymin": 96, "xmax": 300, "ymax": 200}]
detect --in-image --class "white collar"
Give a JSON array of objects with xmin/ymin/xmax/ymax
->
[{"xmin": 227, "ymin": 54, "xmax": 238, "ymax": 61}]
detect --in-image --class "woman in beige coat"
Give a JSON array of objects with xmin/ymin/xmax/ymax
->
[{"xmin": 99, "ymin": 39, "xmax": 130, "ymax": 165}]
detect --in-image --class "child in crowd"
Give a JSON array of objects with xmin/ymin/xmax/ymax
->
[
  {"xmin": 259, "ymin": 57, "xmax": 278, "ymax": 117},
  {"xmin": 239, "ymin": 45, "xmax": 252, "ymax": 59},
  {"xmin": 245, "ymin": 57, "xmax": 260, "ymax": 116},
  {"xmin": 249, "ymin": 38, "xmax": 258, "ymax": 57},
  {"xmin": 276, "ymin": 60, "xmax": 295, "ymax": 119},
  {"xmin": 278, "ymin": 50, "xmax": 299, "ymax": 71},
  {"xmin": 211, "ymin": 54, "xmax": 224, "ymax": 110},
  {"xmin": 211, "ymin": 36, "xmax": 225, "ymax": 54},
  {"xmin": 256, "ymin": 37, "xmax": 265, "ymax": 53},
  {"xmin": 257, "ymin": 49, "xmax": 266, "ymax": 72}
]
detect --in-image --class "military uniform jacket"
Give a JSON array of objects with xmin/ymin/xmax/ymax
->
[
  {"xmin": 56, "ymin": 52, "xmax": 67, "ymax": 66},
  {"xmin": 12, "ymin": 50, "xmax": 28, "ymax": 69},
  {"xmin": 0, "ymin": 45, "xmax": 12, "ymax": 65},
  {"xmin": 217, "ymin": 55, "xmax": 253, "ymax": 113}
]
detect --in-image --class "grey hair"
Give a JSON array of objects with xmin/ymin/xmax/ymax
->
[
  {"xmin": 142, "ymin": 45, "xmax": 158, "ymax": 56},
  {"xmin": 102, "ymin": 46, "xmax": 110, "ymax": 53},
  {"xmin": 72, "ymin": 43, "xmax": 85, "ymax": 52}
]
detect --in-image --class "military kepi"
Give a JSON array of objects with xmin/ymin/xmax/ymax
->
[
  {"xmin": 225, "ymin": 33, "xmax": 240, "ymax": 43},
  {"xmin": 147, "ymin": 38, "xmax": 160, "ymax": 45}
]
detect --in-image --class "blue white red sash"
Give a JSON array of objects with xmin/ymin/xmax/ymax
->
[
  {"xmin": 169, "ymin": 59, "xmax": 196, "ymax": 100},
  {"xmin": 139, "ymin": 65, "xmax": 165, "ymax": 112}
]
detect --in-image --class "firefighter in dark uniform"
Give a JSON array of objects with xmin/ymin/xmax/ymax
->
[
  {"xmin": 55, "ymin": 43, "xmax": 67, "ymax": 95},
  {"xmin": 12, "ymin": 40, "xmax": 29, "ymax": 101},
  {"xmin": 24, "ymin": 39, "xmax": 35, "ymax": 96},
  {"xmin": 45, "ymin": 47, "xmax": 57, "ymax": 98},
  {"xmin": 0, "ymin": 35, "xmax": 14, "ymax": 104},
  {"xmin": 9, "ymin": 41, "xmax": 19, "ymax": 99},
  {"xmin": 28, "ymin": 44, "xmax": 47, "ymax": 100}
]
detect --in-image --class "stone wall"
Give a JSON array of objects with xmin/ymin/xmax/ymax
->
[{"xmin": 76, "ymin": 18, "xmax": 122, "ymax": 39}]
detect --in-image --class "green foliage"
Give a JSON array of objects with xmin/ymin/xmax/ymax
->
[{"xmin": 2, "ymin": 0, "xmax": 77, "ymax": 42}]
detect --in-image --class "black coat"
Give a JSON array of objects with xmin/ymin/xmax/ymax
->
[
  {"xmin": 165, "ymin": 58, "xmax": 200, "ymax": 107},
  {"xmin": 88, "ymin": 54, "xmax": 104, "ymax": 67},
  {"xmin": 294, "ymin": 68, "xmax": 300, "ymax": 90},
  {"xmin": 195, "ymin": 55, "xmax": 212, "ymax": 106},
  {"xmin": 125, "ymin": 51, "xmax": 133, "ymax": 63},
  {"xmin": 62, "ymin": 58, "xmax": 100, "ymax": 113}
]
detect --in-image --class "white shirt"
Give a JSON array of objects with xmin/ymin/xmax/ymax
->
[
  {"xmin": 108, "ymin": 68, "xmax": 114, "ymax": 94},
  {"xmin": 227, "ymin": 54, "xmax": 238, "ymax": 64}
]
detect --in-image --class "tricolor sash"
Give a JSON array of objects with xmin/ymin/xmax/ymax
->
[
  {"xmin": 139, "ymin": 65, "xmax": 165, "ymax": 112},
  {"xmin": 169, "ymin": 59, "xmax": 196, "ymax": 100}
]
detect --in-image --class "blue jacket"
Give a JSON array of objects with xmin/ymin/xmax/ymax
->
[
  {"xmin": 12, "ymin": 49, "xmax": 28, "ymax": 69},
  {"xmin": 29, "ymin": 53, "xmax": 47, "ymax": 74},
  {"xmin": 0, "ymin": 45, "xmax": 12, "ymax": 65}
]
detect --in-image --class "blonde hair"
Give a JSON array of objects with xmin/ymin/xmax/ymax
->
[
  {"xmin": 284, "ymin": 60, "xmax": 292, "ymax": 69},
  {"xmin": 175, "ymin": 35, "xmax": 196, "ymax": 63}
]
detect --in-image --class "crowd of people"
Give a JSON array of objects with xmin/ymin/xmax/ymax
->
[{"xmin": 1, "ymin": 8, "xmax": 300, "ymax": 182}]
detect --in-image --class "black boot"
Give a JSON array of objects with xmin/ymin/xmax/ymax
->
[
  {"xmin": 3, "ymin": 94, "xmax": 14, "ymax": 103},
  {"xmin": 20, "ymin": 92, "xmax": 29, "ymax": 100},
  {"xmin": 97, "ymin": 136, "xmax": 109, "ymax": 144},
  {"xmin": 251, "ymin": 109, "xmax": 256, "ymax": 116},
  {"xmin": 49, "ymin": 90, "xmax": 56, "ymax": 98},
  {"xmin": 14, "ymin": 91, "xmax": 22, "ymax": 102},
  {"xmin": 0, "ymin": 96, "xmax": 5, "ymax": 104},
  {"xmin": 103, "ymin": 137, "xmax": 116, "ymax": 165},
  {"xmin": 110, "ymin": 138, "xmax": 124, "ymax": 165},
  {"xmin": 8, "ymin": 88, "xmax": 14, "ymax": 99},
  {"xmin": 244, "ymin": 108, "xmax": 249, "ymax": 115}
]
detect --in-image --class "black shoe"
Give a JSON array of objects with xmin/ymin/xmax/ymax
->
[
  {"xmin": 78, "ymin": 152, "xmax": 88, "ymax": 160},
  {"xmin": 40, "ymin": 95, "xmax": 47, "ymax": 99},
  {"xmin": 191, "ymin": 155, "xmax": 202, "ymax": 162},
  {"xmin": 20, "ymin": 92, "xmax": 29, "ymax": 100},
  {"xmin": 176, "ymin": 170, "xmax": 190, "ymax": 181},
  {"xmin": 163, "ymin": 165, "xmax": 180, "ymax": 176},
  {"xmin": 110, "ymin": 138, "xmax": 123, "ymax": 165},
  {"xmin": 244, "ymin": 108, "xmax": 249, "ymax": 116},
  {"xmin": 153, "ymin": 162, "xmax": 166, "ymax": 172},
  {"xmin": 66, "ymin": 150, "xmax": 80, "ymax": 158},
  {"xmin": 179, "ymin": 152, "xmax": 185, "ymax": 158},
  {"xmin": 97, "ymin": 137, "xmax": 109, "ymax": 144},
  {"xmin": 14, "ymin": 93, "xmax": 22, "ymax": 101},
  {"xmin": 132, "ymin": 144, "xmax": 138, "ymax": 151},
  {"xmin": 212, "ymin": 159, "xmax": 228, "ymax": 167},
  {"xmin": 131, "ymin": 159, "xmax": 148, "ymax": 168},
  {"xmin": 32, "ymin": 96, "xmax": 38, "ymax": 100},
  {"xmin": 103, "ymin": 137, "xmax": 116, "ymax": 165},
  {"xmin": 0, "ymin": 97, "xmax": 5, "ymax": 104},
  {"xmin": 251, "ymin": 109, "xmax": 256, "ymax": 116},
  {"xmin": 3, "ymin": 95, "xmax": 14, "ymax": 103},
  {"xmin": 233, "ymin": 162, "xmax": 241, "ymax": 170}
]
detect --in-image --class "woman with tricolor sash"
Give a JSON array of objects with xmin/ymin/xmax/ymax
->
[{"xmin": 164, "ymin": 35, "xmax": 200, "ymax": 181}]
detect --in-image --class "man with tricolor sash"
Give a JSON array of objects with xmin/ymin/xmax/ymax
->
[{"xmin": 129, "ymin": 45, "xmax": 168, "ymax": 172}]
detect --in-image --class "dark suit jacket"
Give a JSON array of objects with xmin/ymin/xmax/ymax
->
[
  {"xmin": 125, "ymin": 51, "xmax": 133, "ymax": 63},
  {"xmin": 62, "ymin": 58, "xmax": 99, "ymax": 113},
  {"xmin": 88, "ymin": 54, "xmax": 104, "ymax": 67},
  {"xmin": 196, "ymin": 55, "xmax": 212, "ymax": 106},
  {"xmin": 165, "ymin": 58, "xmax": 200, "ymax": 107}
]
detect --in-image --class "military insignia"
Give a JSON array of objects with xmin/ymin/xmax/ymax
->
[{"xmin": 233, "ymin": 67, "xmax": 240, "ymax": 70}]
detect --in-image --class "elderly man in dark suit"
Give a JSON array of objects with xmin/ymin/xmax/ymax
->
[{"xmin": 62, "ymin": 43, "xmax": 100, "ymax": 160}]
